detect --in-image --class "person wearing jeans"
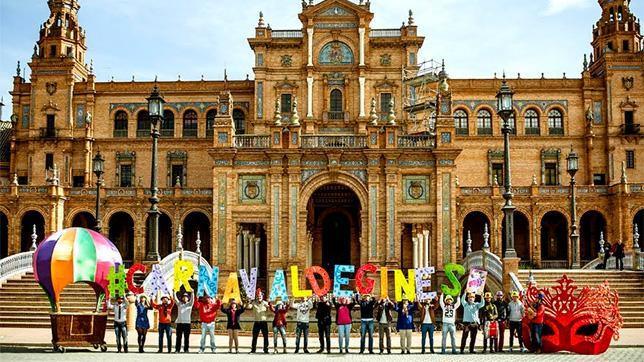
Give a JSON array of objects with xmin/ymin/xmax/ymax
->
[
  {"xmin": 108, "ymin": 295, "xmax": 129, "ymax": 353},
  {"xmin": 194, "ymin": 294, "xmax": 221, "ymax": 353},
  {"xmin": 507, "ymin": 291, "xmax": 526, "ymax": 353},
  {"xmin": 375, "ymin": 297, "xmax": 394, "ymax": 354},
  {"xmin": 529, "ymin": 293, "xmax": 545, "ymax": 354},
  {"xmin": 174, "ymin": 292, "xmax": 194, "ymax": 353},
  {"xmin": 334, "ymin": 296, "xmax": 356, "ymax": 354},
  {"xmin": 291, "ymin": 297, "xmax": 313, "ymax": 353},
  {"xmin": 357, "ymin": 293, "xmax": 376, "ymax": 354},
  {"xmin": 418, "ymin": 296, "xmax": 438, "ymax": 353},
  {"xmin": 394, "ymin": 295, "xmax": 416, "ymax": 354},
  {"xmin": 151, "ymin": 294, "xmax": 174, "ymax": 353},
  {"xmin": 439, "ymin": 293, "xmax": 460, "ymax": 354},
  {"xmin": 493, "ymin": 291, "xmax": 509, "ymax": 352},
  {"xmin": 460, "ymin": 292, "xmax": 485, "ymax": 354},
  {"xmin": 247, "ymin": 289, "xmax": 270, "ymax": 354},
  {"xmin": 270, "ymin": 300, "xmax": 288, "ymax": 354},
  {"xmin": 315, "ymin": 295, "xmax": 332, "ymax": 354}
]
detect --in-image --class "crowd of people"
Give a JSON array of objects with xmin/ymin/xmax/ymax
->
[{"xmin": 107, "ymin": 287, "xmax": 547, "ymax": 355}]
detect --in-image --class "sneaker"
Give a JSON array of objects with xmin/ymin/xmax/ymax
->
[
  {"xmin": 521, "ymin": 348, "xmax": 527, "ymax": 353},
  {"xmin": 294, "ymin": 349, "xmax": 299, "ymax": 354},
  {"xmin": 304, "ymin": 349, "xmax": 310, "ymax": 354},
  {"xmin": 508, "ymin": 347, "xmax": 513, "ymax": 353},
  {"xmin": 211, "ymin": 348, "xmax": 216, "ymax": 353},
  {"xmin": 344, "ymin": 348, "xmax": 349, "ymax": 354},
  {"xmin": 273, "ymin": 348, "xmax": 278, "ymax": 354},
  {"xmin": 198, "ymin": 349, "xmax": 204, "ymax": 354},
  {"xmin": 316, "ymin": 349, "xmax": 323, "ymax": 354}
]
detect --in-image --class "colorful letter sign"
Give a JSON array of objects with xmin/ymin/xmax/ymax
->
[
  {"xmin": 441, "ymin": 263, "xmax": 465, "ymax": 297},
  {"xmin": 355, "ymin": 263, "xmax": 377, "ymax": 294},
  {"xmin": 394, "ymin": 269, "xmax": 415, "ymax": 301},
  {"xmin": 222, "ymin": 272, "xmax": 242, "ymax": 303},
  {"xmin": 290, "ymin": 265, "xmax": 312, "ymax": 298},
  {"xmin": 126, "ymin": 263, "xmax": 146, "ymax": 295},
  {"xmin": 269, "ymin": 269, "xmax": 289, "ymax": 301},
  {"xmin": 239, "ymin": 268, "xmax": 257, "ymax": 299},
  {"xmin": 415, "ymin": 267, "xmax": 436, "ymax": 301},
  {"xmin": 333, "ymin": 265, "xmax": 354, "ymax": 298},
  {"xmin": 198, "ymin": 266, "xmax": 219, "ymax": 297},
  {"xmin": 173, "ymin": 260, "xmax": 194, "ymax": 292},
  {"xmin": 465, "ymin": 268, "xmax": 488, "ymax": 296},
  {"xmin": 304, "ymin": 266, "xmax": 331, "ymax": 297},
  {"xmin": 107, "ymin": 264, "xmax": 127, "ymax": 298}
]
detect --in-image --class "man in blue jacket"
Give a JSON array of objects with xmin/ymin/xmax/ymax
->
[{"xmin": 460, "ymin": 292, "xmax": 485, "ymax": 354}]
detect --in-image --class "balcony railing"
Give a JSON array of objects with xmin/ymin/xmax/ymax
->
[
  {"xmin": 455, "ymin": 128, "xmax": 468, "ymax": 136},
  {"xmin": 182, "ymin": 129, "xmax": 198, "ymax": 138},
  {"xmin": 549, "ymin": 127, "xmax": 564, "ymax": 135},
  {"xmin": 397, "ymin": 134, "xmax": 435, "ymax": 149},
  {"xmin": 324, "ymin": 111, "xmax": 347, "ymax": 122},
  {"xmin": 301, "ymin": 135, "xmax": 367, "ymax": 149},
  {"xmin": 113, "ymin": 129, "xmax": 128, "ymax": 138},
  {"xmin": 234, "ymin": 135, "xmax": 270, "ymax": 148},
  {"xmin": 525, "ymin": 127, "xmax": 540, "ymax": 135},
  {"xmin": 39, "ymin": 128, "xmax": 57, "ymax": 138},
  {"xmin": 370, "ymin": 29, "xmax": 402, "ymax": 37},
  {"xmin": 160, "ymin": 128, "xmax": 174, "ymax": 138},
  {"xmin": 206, "ymin": 128, "xmax": 214, "ymax": 138},
  {"xmin": 272, "ymin": 30, "xmax": 302, "ymax": 38},
  {"xmin": 477, "ymin": 128, "xmax": 492, "ymax": 136},
  {"xmin": 621, "ymin": 123, "xmax": 641, "ymax": 135},
  {"xmin": 136, "ymin": 129, "xmax": 149, "ymax": 138}
]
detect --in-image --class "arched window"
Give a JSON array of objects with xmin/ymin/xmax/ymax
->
[
  {"xmin": 454, "ymin": 109, "xmax": 468, "ymax": 135},
  {"xmin": 233, "ymin": 109, "xmax": 245, "ymax": 135},
  {"xmin": 548, "ymin": 109, "xmax": 564, "ymax": 135},
  {"xmin": 610, "ymin": 8, "xmax": 615, "ymax": 22},
  {"xmin": 113, "ymin": 110, "xmax": 128, "ymax": 138},
  {"xmin": 329, "ymin": 89, "xmax": 343, "ymax": 120},
  {"xmin": 476, "ymin": 109, "xmax": 493, "ymax": 135},
  {"xmin": 617, "ymin": 6, "xmax": 623, "ymax": 21},
  {"xmin": 206, "ymin": 109, "xmax": 217, "ymax": 137},
  {"xmin": 136, "ymin": 110, "xmax": 150, "ymax": 138},
  {"xmin": 182, "ymin": 110, "xmax": 198, "ymax": 138},
  {"xmin": 161, "ymin": 110, "xmax": 174, "ymax": 137},
  {"xmin": 525, "ymin": 109, "xmax": 540, "ymax": 135}
]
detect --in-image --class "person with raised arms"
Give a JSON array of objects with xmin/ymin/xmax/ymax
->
[
  {"xmin": 439, "ymin": 293, "xmax": 460, "ymax": 354},
  {"xmin": 174, "ymin": 291, "xmax": 194, "ymax": 353},
  {"xmin": 357, "ymin": 292, "xmax": 376, "ymax": 354},
  {"xmin": 460, "ymin": 292, "xmax": 485, "ymax": 354},
  {"xmin": 151, "ymin": 293, "xmax": 174, "ymax": 353},
  {"xmin": 246, "ymin": 289, "xmax": 270, "ymax": 354},
  {"xmin": 291, "ymin": 296, "xmax": 314, "ymax": 353},
  {"xmin": 134, "ymin": 294, "xmax": 152, "ymax": 353},
  {"xmin": 418, "ymin": 294, "xmax": 439, "ymax": 353},
  {"xmin": 314, "ymin": 294, "xmax": 333, "ymax": 354},
  {"xmin": 375, "ymin": 296, "xmax": 394, "ymax": 354},
  {"xmin": 221, "ymin": 298, "xmax": 245, "ymax": 353},
  {"xmin": 194, "ymin": 292, "xmax": 221, "ymax": 353},
  {"xmin": 269, "ymin": 299, "xmax": 288, "ymax": 354},
  {"xmin": 107, "ymin": 293, "xmax": 130, "ymax": 353},
  {"xmin": 507, "ymin": 290, "xmax": 526, "ymax": 353},
  {"xmin": 393, "ymin": 294, "xmax": 416, "ymax": 354},
  {"xmin": 333, "ymin": 296, "xmax": 357, "ymax": 354}
]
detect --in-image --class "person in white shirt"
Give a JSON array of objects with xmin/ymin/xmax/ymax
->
[
  {"xmin": 418, "ymin": 295, "xmax": 439, "ymax": 353},
  {"xmin": 507, "ymin": 291, "xmax": 527, "ymax": 352},
  {"xmin": 291, "ymin": 297, "xmax": 313, "ymax": 353},
  {"xmin": 439, "ymin": 293, "xmax": 460, "ymax": 354},
  {"xmin": 107, "ymin": 294, "xmax": 129, "ymax": 353},
  {"xmin": 174, "ymin": 292, "xmax": 194, "ymax": 353}
]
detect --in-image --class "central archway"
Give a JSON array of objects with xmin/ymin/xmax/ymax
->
[{"xmin": 308, "ymin": 183, "xmax": 362, "ymax": 274}]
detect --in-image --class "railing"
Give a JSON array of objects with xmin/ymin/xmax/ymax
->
[
  {"xmin": 69, "ymin": 188, "xmax": 97, "ymax": 196},
  {"xmin": 324, "ymin": 111, "xmax": 346, "ymax": 121},
  {"xmin": 182, "ymin": 129, "xmax": 198, "ymax": 138},
  {"xmin": 160, "ymin": 129, "xmax": 174, "ymax": 138},
  {"xmin": 539, "ymin": 186, "xmax": 569, "ymax": 195},
  {"xmin": 540, "ymin": 260, "xmax": 569, "ymax": 269},
  {"xmin": 370, "ymin": 29, "xmax": 401, "ymax": 37},
  {"xmin": 301, "ymin": 135, "xmax": 367, "ymax": 149},
  {"xmin": 206, "ymin": 128, "xmax": 214, "ymax": 138},
  {"xmin": 113, "ymin": 129, "xmax": 128, "ymax": 138},
  {"xmin": 621, "ymin": 123, "xmax": 641, "ymax": 135},
  {"xmin": 477, "ymin": 128, "xmax": 492, "ymax": 136},
  {"xmin": 0, "ymin": 251, "xmax": 34, "ymax": 284},
  {"xmin": 582, "ymin": 252, "xmax": 641, "ymax": 270},
  {"xmin": 462, "ymin": 249, "xmax": 503, "ymax": 285},
  {"xmin": 525, "ymin": 127, "xmax": 540, "ymax": 135},
  {"xmin": 631, "ymin": 184, "xmax": 644, "ymax": 193},
  {"xmin": 460, "ymin": 187, "xmax": 493, "ymax": 195},
  {"xmin": 136, "ymin": 129, "xmax": 149, "ymax": 138},
  {"xmin": 142, "ymin": 251, "xmax": 212, "ymax": 294},
  {"xmin": 548, "ymin": 127, "xmax": 564, "ymax": 135},
  {"xmin": 455, "ymin": 128, "xmax": 468, "ymax": 136},
  {"xmin": 234, "ymin": 135, "xmax": 270, "ymax": 149},
  {"xmin": 271, "ymin": 30, "xmax": 302, "ymax": 38},
  {"xmin": 181, "ymin": 188, "xmax": 213, "ymax": 196},
  {"xmin": 18, "ymin": 186, "xmax": 47, "ymax": 194},
  {"xmin": 39, "ymin": 128, "xmax": 57, "ymax": 139},
  {"xmin": 509, "ymin": 272, "xmax": 524, "ymax": 293},
  {"xmin": 105, "ymin": 188, "xmax": 136, "ymax": 197},
  {"xmin": 397, "ymin": 134, "xmax": 435, "ymax": 148}
]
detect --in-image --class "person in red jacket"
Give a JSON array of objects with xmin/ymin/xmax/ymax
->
[
  {"xmin": 151, "ymin": 294, "xmax": 175, "ymax": 353},
  {"xmin": 269, "ymin": 300, "xmax": 288, "ymax": 354},
  {"xmin": 529, "ymin": 292, "xmax": 546, "ymax": 354},
  {"xmin": 194, "ymin": 293, "xmax": 222, "ymax": 354}
]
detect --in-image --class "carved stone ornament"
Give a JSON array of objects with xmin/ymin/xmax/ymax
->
[
  {"xmin": 244, "ymin": 181, "xmax": 260, "ymax": 199},
  {"xmin": 380, "ymin": 53, "xmax": 392, "ymax": 66},
  {"xmin": 622, "ymin": 76, "xmax": 634, "ymax": 91},
  {"xmin": 280, "ymin": 55, "xmax": 293, "ymax": 67},
  {"xmin": 407, "ymin": 181, "xmax": 424, "ymax": 200},
  {"xmin": 46, "ymin": 82, "xmax": 57, "ymax": 95}
]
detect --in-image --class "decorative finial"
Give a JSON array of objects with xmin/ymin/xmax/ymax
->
[
  {"xmin": 369, "ymin": 97, "xmax": 378, "ymax": 126},
  {"xmin": 196, "ymin": 231, "xmax": 202, "ymax": 255},
  {"xmin": 176, "ymin": 225, "xmax": 184, "ymax": 252},
  {"xmin": 517, "ymin": 72, "xmax": 521, "ymax": 79},
  {"xmin": 455, "ymin": 175, "xmax": 460, "ymax": 187},
  {"xmin": 89, "ymin": 59, "xmax": 93, "ymax": 74},
  {"xmin": 274, "ymin": 98, "xmax": 282, "ymax": 126},
  {"xmin": 258, "ymin": 11, "xmax": 265, "ymax": 27},
  {"xmin": 532, "ymin": 174, "xmax": 537, "ymax": 186},
  {"xmin": 528, "ymin": 269, "xmax": 536, "ymax": 286},
  {"xmin": 541, "ymin": 73, "xmax": 545, "ymax": 79},
  {"xmin": 177, "ymin": 74, "xmax": 181, "ymax": 82},
  {"xmin": 111, "ymin": 76, "xmax": 114, "ymax": 82},
  {"xmin": 634, "ymin": 224, "xmax": 640, "ymax": 250},
  {"xmin": 493, "ymin": 174, "xmax": 499, "ymax": 186},
  {"xmin": 599, "ymin": 231, "xmax": 605, "ymax": 255},
  {"xmin": 466, "ymin": 230, "xmax": 472, "ymax": 255},
  {"xmin": 290, "ymin": 97, "xmax": 300, "ymax": 126},
  {"xmin": 12, "ymin": 173, "xmax": 18, "ymax": 186},
  {"xmin": 51, "ymin": 164, "xmax": 59, "ymax": 186},
  {"xmin": 408, "ymin": 9, "xmax": 415, "ymax": 25},
  {"xmin": 621, "ymin": 161, "xmax": 628, "ymax": 183},
  {"xmin": 494, "ymin": 72, "xmax": 497, "ymax": 79},
  {"xmin": 201, "ymin": 74, "xmax": 204, "ymax": 81},
  {"xmin": 131, "ymin": 75, "xmax": 135, "ymax": 82},
  {"xmin": 386, "ymin": 97, "xmax": 396, "ymax": 125},
  {"xmin": 483, "ymin": 223, "xmax": 490, "ymax": 249},
  {"xmin": 16, "ymin": 61, "xmax": 21, "ymax": 77},
  {"xmin": 154, "ymin": 75, "xmax": 158, "ymax": 83},
  {"xmin": 30, "ymin": 225, "xmax": 38, "ymax": 251},
  {"xmin": 583, "ymin": 54, "xmax": 588, "ymax": 70},
  {"xmin": 563, "ymin": 72, "xmax": 567, "ymax": 79},
  {"xmin": 502, "ymin": 70, "xmax": 506, "ymax": 80},
  {"xmin": 175, "ymin": 175, "xmax": 181, "ymax": 187},
  {"xmin": 33, "ymin": 45, "xmax": 38, "ymax": 58}
]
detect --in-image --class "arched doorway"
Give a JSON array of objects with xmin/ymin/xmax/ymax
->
[
  {"xmin": 462, "ymin": 211, "xmax": 491, "ymax": 258},
  {"xmin": 308, "ymin": 184, "xmax": 361, "ymax": 274},
  {"xmin": 634, "ymin": 210, "xmax": 644, "ymax": 252},
  {"xmin": 146, "ymin": 212, "xmax": 173, "ymax": 258},
  {"xmin": 540, "ymin": 211, "xmax": 568, "ymax": 266},
  {"xmin": 0, "ymin": 212, "xmax": 8, "ymax": 258},
  {"xmin": 580, "ymin": 211, "xmax": 607, "ymax": 264},
  {"xmin": 21, "ymin": 211, "xmax": 45, "ymax": 252},
  {"xmin": 502, "ymin": 211, "xmax": 530, "ymax": 262},
  {"xmin": 108, "ymin": 212, "xmax": 134, "ymax": 262},
  {"xmin": 183, "ymin": 212, "xmax": 212, "ymax": 262},
  {"xmin": 71, "ymin": 211, "xmax": 96, "ymax": 229}
]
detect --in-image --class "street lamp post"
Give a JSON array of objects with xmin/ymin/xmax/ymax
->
[
  {"xmin": 496, "ymin": 74, "xmax": 517, "ymax": 259},
  {"xmin": 567, "ymin": 147, "xmax": 580, "ymax": 269},
  {"xmin": 92, "ymin": 151, "xmax": 105, "ymax": 233},
  {"xmin": 145, "ymin": 83, "xmax": 165, "ymax": 261}
]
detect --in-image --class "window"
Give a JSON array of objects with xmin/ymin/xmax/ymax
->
[
  {"xmin": 206, "ymin": 109, "xmax": 217, "ymax": 137},
  {"xmin": 45, "ymin": 153, "xmax": 54, "ymax": 171},
  {"xmin": 525, "ymin": 109, "xmax": 540, "ymax": 135},
  {"xmin": 49, "ymin": 45, "xmax": 57, "ymax": 57},
  {"xmin": 66, "ymin": 46, "xmax": 72, "ymax": 57},
  {"xmin": 17, "ymin": 176, "xmax": 28, "ymax": 185},
  {"xmin": 113, "ymin": 110, "xmax": 128, "ymax": 137},
  {"xmin": 136, "ymin": 110, "xmax": 150, "ymax": 138},
  {"xmin": 626, "ymin": 150, "xmax": 635, "ymax": 169},
  {"xmin": 476, "ymin": 110, "xmax": 492, "ymax": 135},
  {"xmin": 46, "ymin": 114, "xmax": 55, "ymax": 130},
  {"xmin": 492, "ymin": 163, "xmax": 504, "ymax": 185},
  {"xmin": 330, "ymin": 89, "xmax": 343, "ymax": 113},
  {"xmin": 625, "ymin": 111, "xmax": 634, "ymax": 125},
  {"xmin": 280, "ymin": 94, "xmax": 292, "ymax": 114},
  {"xmin": 548, "ymin": 109, "xmax": 564, "ymax": 135},
  {"xmin": 119, "ymin": 164, "xmax": 133, "ymax": 187},
  {"xmin": 544, "ymin": 162, "xmax": 558, "ymax": 185},
  {"xmin": 171, "ymin": 164, "xmax": 184, "ymax": 187},
  {"xmin": 409, "ymin": 52, "xmax": 416, "ymax": 65},
  {"xmin": 182, "ymin": 110, "xmax": 198, "ymax": 138},
  {"xmin": 73, "ymin": 176, "xmax": 85, "ymax": 187},
  {"xmin": 454, "ymin": 109, "xmax": 468, "ymax": 135},
  {"xmin": 623, "ymin": 40, "xmax": 630, "ymax": 52},
  {"xmin": 256, "ymin": 53, "xmax": 264, "ymax": 67},
  {"xmin": 593, "ymin": 173, "xmax": 607, "ymax": 185},
  {"xmin": 506, "ymin": 114, "xmax": 516, "ymax": 134},
  {"xmin": 233, "ymin": 109, "xmax": 245, "ymax": 135},
  {"xmin": 380, "ymin": 93, "xmax": 392, "ymax": 113},
  {"xmin": 161, "ymin": 110, "xmax": 174, "ymax": 137}
]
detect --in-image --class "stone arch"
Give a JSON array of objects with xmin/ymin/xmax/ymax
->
[
  {"xmin": 580, "ymin": 210, "xmax": 607, "ymax": 263},
  {"xmin": 462, "ymin": 211, "xmax": 491, "ymax": 258},
  {"xmin": 65, "ymin": 208, "xmax": 96, "ymax": 227},
  {"xmin": 108, "ymin": 211, "xmax": 135, "ymax": 262},
  {"xmin": 182, "ymin": 211, "xmax": 212, "ymax": 261},
  {"xmin": 0, "ymin": 211, "xmax": 8, "ymax": 258},
  {"xmin": 20, "ymin": 210, "xmax": 46, "ymax": 252},
  {"xmin": 633, "ymin": 208, "xmax": 644, "ymax": 252},
  {"xmin": 70, "ymin": 211, "xmax": 96, "ymax": 229},
  {"xmin": 540, "ymin": 211, "xmax": 569, "ymax": 263}
]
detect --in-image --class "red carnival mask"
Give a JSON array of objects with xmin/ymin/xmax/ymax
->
[{"xmin": 521, "ymin": 275, "xmax": 623, "ymax": 355}]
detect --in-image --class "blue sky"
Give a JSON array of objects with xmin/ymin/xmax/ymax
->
[{"xmin": 1, "ymin": 0, "xmax": 642, "ymax": 116}]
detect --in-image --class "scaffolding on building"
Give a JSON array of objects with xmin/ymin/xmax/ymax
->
[{"xmin": 402, "ymin": 59, "xmax": 442, "ymax": 135}]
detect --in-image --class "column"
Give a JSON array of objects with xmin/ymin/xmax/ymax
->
[
  {"xmin": 307, "ymin": 27, "xmax": 314, "ymax": 66},
  {"xmin": 307, "ymin": 77, "xmax": 314, "ymax": 118},
  {"xmin": 243, "ymin": 230, "xmax": 250, "ymax": 270},
  {"xmin": 359, "ymin": 77, "xmax": 366, "ymax": 117},
  {"xmin": 412, "ymin": 236, "xmax": 419, "ymax": 269},
  {"xmin": 358, "ymin": 27, "xmax": 366, "ymax": 66},
  {"xmin": 254, "ymin": 236, "xmax": 260, "ymax": 273},
  {"xmin": 249, "ymin": 234, "xmax": 256, "ymax": 268},
  {"xmin": 423, "ymin": 229, "xmax": 430, "ymax": 267},
  {"xmin": 236, "ymin": 228, "xmax": 242, "ymax": 269}
]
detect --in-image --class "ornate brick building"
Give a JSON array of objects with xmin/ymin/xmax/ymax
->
[{"xmin": 1, "ymin": 0, "xmax": 643, "ymax": 286}]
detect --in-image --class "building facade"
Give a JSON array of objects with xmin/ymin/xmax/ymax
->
[{"xmin": 1, "ymin": 0, "xmax": 643, "ymax": 286}]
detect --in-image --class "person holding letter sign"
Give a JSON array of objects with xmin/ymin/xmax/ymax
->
[
  {"xmin": 314, "ymin": 294, "xmax": 333, "ymax": 354},
  {"xmin": 174, "ymin": 291, "xmax": 194, "ymax": 353},
  {"xmin": 151, "ymin": 294, "xmax": 174, "ymax": 353},
  {"xmin": 221, "ymin": 298, "xmax": 245, "ymax": 353},
  {"xmin": 247, "ymin": 289, "xmax": 270, "ymax": 354},
  {"xmin": 194, "ymin": 293, "xmax": 222, "ymax": 353},
  {"xmin": 460, "ymin": 292, "xmax": 485, "ymax": 354},
  {"xmin": 291, "ymin": 297, "xmax": 314, "ymax": 353},
  {"xmin": 375, "ymin": 297, "xmax": 394, "ymax": 354},
  {"xmin": 439, "ymin": 293, "xmax": 460, "ymax": 354},
  {"xmin": 418, "ymin": 295, "xmax": 439, "ymax": 353},
  {"xmin": 394, "ymin": 294, "xmax": 416, "ymax": 354},
  {"xmin": 357, "ymin": 292, "xmax": 376, "ymax": 354},
  {"xmin": 270, "ymin": 300, "xmax": 288, "ymax": 354},
  {"xmin": 334, "ymin": 296, "xmax": 357, "ymax": 354}
]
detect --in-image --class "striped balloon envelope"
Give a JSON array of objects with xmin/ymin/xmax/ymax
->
[{"xmin": 32, "ymin": 227, "xmax": 123, "ymax": 311}]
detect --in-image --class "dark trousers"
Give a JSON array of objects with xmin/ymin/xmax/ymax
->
[
  {"xmin": 420, "ymin": 323, "xmax": 435, "ymax": 352},
  {"xmin": 251, "ymin": 321, "xmax": 269, "ymax": 353},
  {"xmin": 318, "ymin": 322, "xmax": 331, "ymax": 352},
  {"xmin": 603, "ymin": 254, "xmax": 610, "ymax": 268},
  {"xmin": 175, "ymin": 323, "xmax": 191, "ymax": 352},
  {"xmin": 497, "ymin": 321, "xmax": 506, "ymax": 351},
  {"xmin": 508, "ymin": 321, "xmax": 524, "ymax": 349},
  {"xmin": 158, "ymin": 323, "xmax": 172, "ymax": 352},
  {"xmin": 114, "ymin": 321, "xmax": 128, "ymax": 352},
  {"xmin": 530, "ymin": 323, "xmax": 543, "ymax": 351},
  {"xmin": 295, "ymin": 322, "xmax": 309, "ymax": 351},
  {"xmin": 460, "ymin": 322, "xmax": 478, "ymax": 353},
  {"xmin": 616, "ymin": 257, "xmax": 624, "ymax": 270}
]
